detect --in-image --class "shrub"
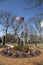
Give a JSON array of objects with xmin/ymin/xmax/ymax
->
[
  {"xmin": 13, "ymin": 45, "xmax": 18, "ymax": 50},
  {"xmin": 22, "ymin": 45, "xmax": 29, "ymax": 52}
]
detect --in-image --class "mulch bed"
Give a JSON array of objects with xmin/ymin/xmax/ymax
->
[{"xmin": 0, "ymin": 47, "xmax": 41, "ymax": 58}]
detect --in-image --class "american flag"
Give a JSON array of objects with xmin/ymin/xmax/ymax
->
[{"xmin": 16, "ymin": 16, "xmax": 24, "ymax": 22}]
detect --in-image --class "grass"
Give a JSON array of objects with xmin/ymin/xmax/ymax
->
[
  {"xmin": 25, "ymin": 43, "xmax": 43, "ymax": 48},
  {"xmin": 6, "ymin": 42, "xmax": 43, "ymax": 49},
  {"xmin": 37, "ymin": 43, "xmax": 43, "ymax": 48}
]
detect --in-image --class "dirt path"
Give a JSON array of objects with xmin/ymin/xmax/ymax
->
[{"xmin": 0, "ymin": 48, "xmax": 43, "ymax": 65}]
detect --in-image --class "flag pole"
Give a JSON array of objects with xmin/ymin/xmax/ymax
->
[{"xmin": 23, "ymin": 18, "xmax": 25, "ymax": 45}]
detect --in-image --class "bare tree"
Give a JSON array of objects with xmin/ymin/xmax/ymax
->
[
  {"xmin": 11, "ymin": 20, "xmax": 23, "ymax": 40},
  {"xmin": 24, "ymin": 0, "xmax": 43, "ymax": 10},
  {"xmin": 21, "ymin": 21, "xmax": 35, "ymax": 44},
  {"xmin": 23, "ymin": 22, "xmax": 30, "ymax": 43},
  {"xmin": 28, "ymin": 13, "xmax": 43, "ymax": 43},
  {"xmin": 0, "ymin": 11, "xmax": 16, "ymax": 44}
]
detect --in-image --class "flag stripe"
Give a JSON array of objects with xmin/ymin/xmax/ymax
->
[{"xmin": 16, "ymin": 16, "xmax": 24, "ymax": 22}]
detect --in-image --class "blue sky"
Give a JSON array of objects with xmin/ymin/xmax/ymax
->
[
  {"xmin": 0, "ymin": 0, "xmax": 43, "ymax": 37},
  {"xmin": 0, "ymin": 0, "xmax": 43, "ymax": 20}
]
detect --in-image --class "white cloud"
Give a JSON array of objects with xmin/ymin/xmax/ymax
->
[
  {"xmin": 0, "ymin": 32, "xmax": 3, "ymax": 37},
  {"xmin": 41, "ymin": 20, "xmax": 43, "ymax": 27}
]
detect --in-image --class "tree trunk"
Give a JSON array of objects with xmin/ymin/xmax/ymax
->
[{"xmin": 5, "ymin": 28, "xmax": 8, "ymax": 44}]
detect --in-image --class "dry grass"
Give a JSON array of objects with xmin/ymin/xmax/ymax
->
[
  {"xmin": 12, "ymin": 42, "xmax": 43, "ymax": 47},
  {"xmin": 0, "ymin": 48, "xmax": 43, "ymax": 65}
]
